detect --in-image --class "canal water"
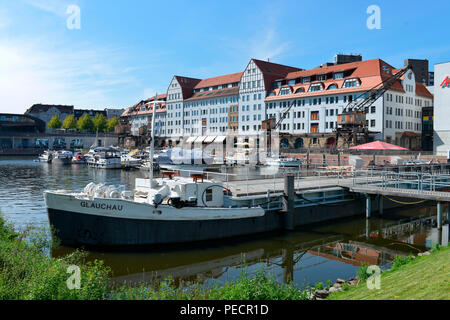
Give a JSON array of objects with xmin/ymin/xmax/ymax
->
[{"xmin": 1, "ymin": 158, "xmax": 449, "ymax": 288}]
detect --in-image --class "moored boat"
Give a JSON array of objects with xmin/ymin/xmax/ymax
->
[
  {"xmin": 37, "ymin": 150, "xmax": 53, "ymax": 163},
  {"xmin": 72, "ymin": 152, "xmax": 87, "ymax": 164},
  {"xmin": 44, "ymin": 176, "xmax": 267, "ymax": 247},
  {"xmin": 52, "ymin": 150, "xmax": 73, "ymax": 165}
]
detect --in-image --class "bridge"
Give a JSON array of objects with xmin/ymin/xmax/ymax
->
[{"xmin": 338, "ymin": 171, "xmax": 450, "ymax": 230}]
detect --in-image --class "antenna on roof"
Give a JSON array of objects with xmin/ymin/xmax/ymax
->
[{"xmin": 267, "ymin": 58, "xmax": 270, "ymax": 62}]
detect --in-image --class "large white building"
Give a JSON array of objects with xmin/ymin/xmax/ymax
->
[
  {"xmin": 433, "ymin": 61, "xmax": 450, "ymax": 156},
  {"xmin": 122, "ymin": 57, "xmax": 434, "ymax": 150},
  {"xmin": 265, "ymin": 58, "xmax": 433, "ymax": 149}
]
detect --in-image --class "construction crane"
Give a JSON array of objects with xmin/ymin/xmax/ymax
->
[{"xmin": 335, "ymin": 64, "xmax": 412, "ymax": 147}]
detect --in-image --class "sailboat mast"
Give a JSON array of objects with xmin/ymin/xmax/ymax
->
[{"xmin": 149, "ymin": 93, "xmax": 157, "ymax": 188}]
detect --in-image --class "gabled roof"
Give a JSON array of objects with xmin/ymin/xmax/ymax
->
[
  {"xmin": 252, "ymin": 59, "xmax": 302, "ymax": 77},
  {"xmin": 194, "ymin": 72, "xmax": 243, "ymax": 89},
  {"xmin": 25, "ymin": 104, "xmax": 74, "ymax": 114},
  {"xmin": 265, "ymin": 58, "xmax": 433, "ymax": 101},
  {"xmin": 184, "ymin": 87, "xmax": 240, "ymax": 102},
  {"xmin": 172, "ymin": 76, "xmax": 202, "ymax": 100}
]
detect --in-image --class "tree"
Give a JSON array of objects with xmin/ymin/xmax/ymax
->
[
  {"xmin": 48, "ymin": 115, "xmax": 62, "ymax": 129},
  {"xmin": 62, "ymin": 114, "xmax": 77, "ymax": 130},
  {"xmin": 77, "ymin": 113, "xmax": 94, "ymax": 132},
  {"xmin": 93, "ymin": 113, "xmax": 107, "ymax": 133},
  {"xmin": 106, "ymin": 116, "xmax": 120, "ymax": 132}
]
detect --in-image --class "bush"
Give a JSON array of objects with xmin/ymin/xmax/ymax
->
[{"xmin": 391, "ymin": 253, "xmax": 415, "ymax": 271}]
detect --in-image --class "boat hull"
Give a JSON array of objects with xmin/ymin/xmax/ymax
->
[
  {"xmin": 52, "ymin": 158, "xmax": 72, "ymax": 165},
  {"xmin": 45, "ymin": 192, "xmax": 279, "ymax": 247}
]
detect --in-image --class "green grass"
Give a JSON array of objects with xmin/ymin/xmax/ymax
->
[
  {"xmin": 328, "ymin": 245, "xmax": 450, "ymax": 300},
  {"xmin": 0, "ymin": 214, "xmax": 311, "ymax": 300}
]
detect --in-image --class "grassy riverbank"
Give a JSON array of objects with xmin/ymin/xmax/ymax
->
[
  {"xmin": 328, "ymin": 245, "xmax": 450, "ymax": 300},
  {"xmin": 1, "ymin": 214, "xmax": 448, "ymax": 300},
  {"xmin": 0, "ymin": 215, "xmax": 310, "ymax": 300}
]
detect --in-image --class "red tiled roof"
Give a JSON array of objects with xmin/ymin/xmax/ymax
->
[
  {"xmin": 194, "ymin": 72, "xmax": 243, "ymax": 89},
  {"xmin": 264, "ymin": 59, "xmax": 434, "ymax": 102},
  {"xmin": 252, "ymin": 59, "xmax": 302, "ymax": 77},
  {"xmin": 184, "ymin": 87, "xmax": 240, "ymax": 102},
  {"xmin": 416, "ymin": 82, "xmax": 433, "ymax": 99}
]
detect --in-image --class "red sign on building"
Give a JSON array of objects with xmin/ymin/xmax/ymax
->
[{"xmin": 441, "ymin": 76, "xmax": 450, "ymax": 88}]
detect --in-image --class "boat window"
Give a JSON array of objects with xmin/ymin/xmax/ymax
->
[{"xmin": 206, "ymin": 189, "xmax": 213, "ymax": 202}]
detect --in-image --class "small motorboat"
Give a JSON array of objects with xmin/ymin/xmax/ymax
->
[
  {"xmin": 37, "ymin": 150, "xmax": 53, "ymax": 163},
  {"xmin": 52, "ymin": 150, "xmax": 73, "ymax": 165},
  {"xmin": 72, "ymin": 152, "xmax": 87, "ymax": 164}
]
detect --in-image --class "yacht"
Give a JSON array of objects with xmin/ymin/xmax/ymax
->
[
  {"xmin": 72, "ymin": 152, "xmax": 87, "ymax": 164},
  {"xmin": 155, "ymin": 147, "xmax": 217, "ymax": 171},
  {"xmin": 52, "ymin": 150, "xmax": 73, "ymax": 165},
  {"xmin": 121, "ymin": 151, "xmax": 142, "ymax": 169},
  {"xmin": 37, "ymin": 150, "xmax": 53, "ymax": 163},
  {"xmin": 86, "ymin": 147, "xmax": 122, "ymax": 169}
]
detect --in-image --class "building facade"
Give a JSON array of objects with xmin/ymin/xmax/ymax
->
[
  {"xmin": 121, "ymin": 94, "xmax": 167, "ymax": 138},
  {"xmin": 433, "ymin": 61, "xmax": 450, "ymax": 156},
  {"xmin": 121, "ymin": 57, "xmax": 434, "ymax": 151},
  {"xmin": 265, "ymin": 59, "xmax": 433, "ymax": 150}
]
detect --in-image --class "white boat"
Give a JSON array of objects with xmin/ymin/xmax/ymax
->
[
  {"xmin": 44, "ymin": 94, "xmax": 269, "ymax": 247},
  {"xmin": 86, "ymin": 147, "xmax": 122, "ymax": 169},
  {"xmin": 37, "ymin": 150, "xmax": 53, "ymax": 163},
  {"xmin": 44, "ymin": 176, "xmax": 267, "ymax": 246},
  {"xmin": 155, "ymin": 148, "xmax": 218, "ymax": 171},
  {"xmin": 265, "ymin": 156, "xmax": 302, "ymax": 168},
  {"xmin": 121, "ymin": 152, "xmax": 142, "ymax": 169},
  {"xmin": 53, "ymin": 150, "xmax": 73, "ymax": 165}
]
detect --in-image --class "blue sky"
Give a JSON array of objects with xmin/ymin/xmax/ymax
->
[{"xmin": 0, "ymin": 0, "xmax": 449, "ymax": 113}]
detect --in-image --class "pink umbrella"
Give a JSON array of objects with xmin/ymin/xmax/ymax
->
[{"xmin": 349, "ymin": 141, "xmax": 408, "ymax": 150}]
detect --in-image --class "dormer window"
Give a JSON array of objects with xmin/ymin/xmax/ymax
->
[
  {"xmin": 279, "ymin": 87, "xmax": 291, "ymax": 95},
  {"xmin": 287, "ymin": 79, "xmax": 296, "ymax": 85},
  {"xmin": 309, "ymin": 83, "xmax": 323, "ymax": 92},
  {"xmin": 334, "ymin": 72, "xmax": 344, "ymax": 79},
  {"xmin": 327, "ymin": 84, "xmax": 338, "ymax": 90},
  {"xmin": 317, "ymin": 74, "xmax": 327, "ymax": 81},
  {"xmin": 302, "ymin": 77, "xmax": 311, "ymax": 84},
  {"xmin": 343, "ymin": 78, "xmax": 360, "ymax": 88}
]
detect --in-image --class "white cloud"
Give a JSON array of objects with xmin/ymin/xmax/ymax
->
[
  {"xmin": 0, "ymin": 38, "xmax": 140, "ymax": 113},
  {"xmin": 23, "ymin": 0, "xmax": 73, "ymax": 17}
]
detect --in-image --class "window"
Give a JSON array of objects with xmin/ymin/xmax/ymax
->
[
  {"xmin": 280, "ymin": 87, "xmax": 291, "ymax": 95},
  {"xmin": 327, "ymin": 84, "xmax": 338, "ymax": 90},
  {"xmin": 333, "ymin": 72, "xmax": 343, "ymax": 79},
  {"xmin": 288, "ymin": 79, "xmax": 295, "ymax": 85},
  {"xmin": 311, "ymin": 111, "xmax": 319, "ymax": 120},
  {"xmin": 302, "ymin": 77, "xmax": 311, "ymax": 84},
  {"xmin": 343, "ymin": 79, "xmax": 360, "ymax": 88},
  {"xmin": 309, "ymin": 83, "xmax": 322, "ymax": 92}
]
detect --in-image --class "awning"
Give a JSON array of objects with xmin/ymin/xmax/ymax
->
[
  {"xmin": 214, "ymin": 136, "xmax": 227, "ymax": 143},
  {"xmin": 194, "ymin": 136, "xmax": 206, "ymax": 143},
  {"xmin": 186, "ymin": 137, "xmax": 197, "ymax": 143},
  {"xmin": 204, "ymin": 136, "xmax": 216, "ymax": 143}
]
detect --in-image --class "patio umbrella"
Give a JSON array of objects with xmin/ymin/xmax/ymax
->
[{"xmin": 349, "ymin": 141, "xmax": 408, "ymax": 151}]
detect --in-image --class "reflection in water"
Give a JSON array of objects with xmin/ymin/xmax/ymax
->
[{"xmin": 1, "ymin": 158, "xmax": 449, "ymax": 288}]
